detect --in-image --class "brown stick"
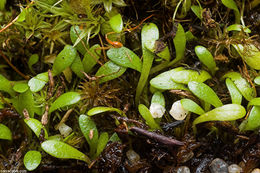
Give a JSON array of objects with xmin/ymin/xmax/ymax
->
[
  {"xmin": 130, "ymin": 126, "xmax": 184, "ymax": 146},
  {"xmin": 0, "ymin": 50, "xmax": 29, "ymax": 80}
]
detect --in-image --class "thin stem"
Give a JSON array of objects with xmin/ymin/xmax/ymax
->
[{"xmin": 0, "ymin": 50, "xmax": 29, "ymax": 80}]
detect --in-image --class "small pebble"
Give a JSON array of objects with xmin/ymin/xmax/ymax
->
[
  {"xmin": 176, "ymin": 166, "xmax": 190, "ymax": 173},
  {"xmin": 228, "ymin": 164, "xmax": 242, "ymax": 173},
  {"xmin": 251, "ymin": 168, "xmax": 260, "ymax": 173},
  {"xmin": 209, "ymin": 158, "xmax": 228, "ymax": 173},
  {"xmin": 126, "ymin": 149, "xmax": 140, "ymax": 164}
]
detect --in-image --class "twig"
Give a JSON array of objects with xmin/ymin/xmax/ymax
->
[
  {"xmin": 130, "ymin": 126, "xmax": 184, "ymax": 146},
  {"xmin": 0, "ymin": 50, "xmax": 29, "ymax": 80}
]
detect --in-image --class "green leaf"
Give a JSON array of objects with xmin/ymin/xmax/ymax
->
[
  {"xmin": 156, "ymin": 45, "xmax": 171, "ymax": 61},
  {"xmin": 113, "ymin": 0, "xmax": 127, "ymax": 6},
  {"xmin": 242, "ymin": 106, "xmax": 260, "ymax": 131},
  {"xmin": 226, "ymin": 24, "xmax": 251, "ymax": 33},
  {"xmin": 107, "ymin": 47, "xmax": 142, "ymax": 72},
  {"xmin": 171, "ymin": 68, "xmax": 211, "ymax": 84},
  {"xmin": 28, "ymin": 54, "xmax": 39, "ymax": 73},
  {"xmin": 24, "ymin": 118, "xmax": 48, "ymax": 139},
  {"xmin": 41, "ymin": 140, "xmax": 91, "ymax": 164},
  {"xmin": 225, "ymin": 78, "xmax": 242, "ymax": 104},
  {"xmin": 109, "ymin": 132, "xmax": 121, "ymax": 142},
  {"xmin": 193, "ymin": 104, "xmax": 246, "ymax": 126},
  {"xmin": 95, "ymin": 61, "xmax": 127, "ymax": 84},
  {"xmin": 188, "ymin": 81, "xmax": 223, "ymax": 108},
  {"xmin": 52, "ymin": 45, "xmax": 77, "ymax": 76},
  {"xmin": 28, "ymin": 72, "xmax": 48, "ymax": 92},
  {"xmin": 18, "ymin": 90, "xmax": 35, "ymax": 117},
  {"xmin": 71, "ymin": 53, "xmax": 85, "ymax": 78},
  {"xmin": 151, "ymin": 91, "xmax": 165, "ymax": 107},
  {"xmin": 150, "ymin": 67, "xmax": 187, "ymax": 90},
  {"xmin": 103, "ymin": 0, "xmax": 113, "ymax": 12},
  {"xmin": 49, "ymin": 92, "xmax": 81, "ymax": 114},
  {"xmin": 221, "ymin": 0, "xmax": 239, "ymax": 12},
  {"xmin": 254, "ymin": 76, "xmax": 260, "ymax": 85},
  {"xmin": 13, "ymin": 82, "xmax": 28, "ymax": 93},
  {"xmin": 180, "ymin": 99, "xmax": 205, "ymax": 115},
  {"xmin": 173, "ymin": 23, "xmax": 186, "ymax": 62},
  {"xmin": 87, "ymin": 106, "xmax": 124, "ymax": 116},
  {"xmin": 70, "ymin": 26, "xmax": 88, "ymax": 55},
  {"xmin": 195, "ymin": 46, "xmax": 217, "ymax": 75},
  {"xmin": 95, "ymin": 132, "xmax": 109, "ymax": 158},
  {"xmin": 138, "ymin": 104, "xmax": 161, "ymax": 130},
  {"xmin": 222, "ymin": 72, "xmax": 256, "ymax": 101},
  {"xmin": 232, "ymin": 44, "xmax": 260, "ymax": 70},
  {"xmin": 247, "ymin": 97, "xmax": 260, "ymax": 108},
  {"xmin": 221, "ymin": 0, "xmax": 240, "ymax": 23},
  {"xmin": 142, "ymin": 23, "xmax": 159, "ymax": 51},
  {"xmin": 191, "ymin": 5, "xmax": 202, "ymax": 19},
  {"xmin": 0, "ymin": 74, "xmax": 15, "ymax": 97},
  {"xmin": 109, "ymin": 14, "xmax": 123, "ymax": 33},
  {"xmin": 23, "ymin": 151, "xmax": 41, "ymax": 171},
  {"xmin": 0, "ymin": 124, "xmax": 12, "ymax": 140},
  {"xmin": 0, "ymin": 0, "xmax": 6, "ymax": 10},
  {"xmin": 82, "ymin": 44, "xmax": 101, "ymax": 73},
  {"xmin": 79, "ymin": 114, "xmax": 98, "ymax": 156}
]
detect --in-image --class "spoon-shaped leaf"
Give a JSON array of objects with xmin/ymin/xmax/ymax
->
[
  {"xmin": 28, "ymin": 72, "xmax": 48, "ymax": 92},
  {"xmin": 107, "ymin": 47, "xmax": 142, "ymax": 72},
  {"xmin": 82, "ymin": 44, "xmax": 101, "ymax": 73},
  {"xmin": 191, "ymin": 5, "xmax": 202, "ymax": 19},
  {"xmin": 28, "ymin": 54, "xmax": 39, "ymax": 74},
  {"xmin": 135, "ymin": 23, "xmax": 159, "ymax": 104},
  {"xmin": 171, "ymin": 68, "xmax": 211, "ymax": 84},
  {"xmin": 87, "ymin": 107, "xmax": 125, "ymax": 117},
  {"xmin": 23, "ymin": 151, "xmax": 41, "ymax": 171},
  {"xmin": 0, "ymin": 74, "xmax": 15, "ymax": 97},
  {"xmin": 241, "ymin": 106, "xmax": 260, "ymax": 131},
  {"xmin": 222, "ymin": 72, "xmax": 256, "ymax": 101},
  {"xmin": 195, "ymin": 46, "xmax": 217, "ymax": 75},
  {"xmin": 18, "ymin": 90, "xmax": 35, "ymax": 117},
  {"xmin": 70, "ymin": 26, "xmax": 88, "ymax": 55},
  {"xmin": 13, "ymin": 82, "xmax": 28, "ymax": 93},
  {"xmin": 41, "ymin": 140, "xmax": 91, "ymax": 164},
  {"xmin": 232, "ymin": 44, "xmax": 260, "ymax": 70},
  {"xmin": 95, "ymin": 61, "xmax": 126, "ymax": 84},
  {"xmin": 225, "ymin": 78, "xmax": 242, "ymax": 104},
  {"xmin": 150, "ymin": 67, "xmax": 187, "ymax": 90},
  {"xmin": 79, "ymin": 114, "xmax": 98, "ymax": 156},
  {"xmin": 95, "ymin": 132, "xmax": 109, "ymax": 158},
  {"xmin": 247, "ymin": 97, "xmax": 260, "ymax": 109},
  {"xmin": 0, "ymin": 123, "xmax": 12, "ymax": 140},
  {"xmin": 109, "ymin": 14, "xmax": 123, "ymax": 33},
  {"xmin": 49, "ymin": 92, "xmax": 81, "ymax": 114},
  {"xmin": 193, "ymin": 104, "xmax": 246, "ymax": 126},
  {"xmin": 71, "ymin": 53, "xmax": 84, "ymax": 78},
  {"xmin": 138, "ymin": 104, "xmax": 161, "ymax": 130},
  {"xmin": 227, "ymin": 24, "xmax": 251, "ymax": 33},
  {"xmin": 180, "ymin": 99, "xmax": 205, "ymax": 115},
  {"xmin": 221, "ymin": 0, "xmax": 240, "ymax": 23},
  {"xmin": 188, "ymin": 81, "xmax": 223, "ymax": 108},
  {"xmin": 52, "ymin": 45, "xmax": 77, "ymax": 76},
  {"xmin": 24, "ymin": 118, "xmax": 48, "ymax": 139},
  {"xmin": 151, "ymin": 91, "xmax": 165, "ymax": 107},
  {"xmin": 254, "ymin": 76, "xmax": 260, "ymax": 85}
]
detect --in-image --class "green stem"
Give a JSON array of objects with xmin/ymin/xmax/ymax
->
[{"xmin": 135, "ymin": 49, "xmax": 154, "ymax": 105}]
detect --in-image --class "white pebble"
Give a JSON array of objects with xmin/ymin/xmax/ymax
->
[
  {"xmin": 58, "ymin": 123, "xmax": 72, "ymax": 137},
  {"xmin": 149, "ymin": 103, "xmax": 166, "ymax": 118},
  {"xmin": 251, "ymin": 168, "xmax": 260, "ymax": 173},
  {"xmin": 169, "ymin": 100, "xmax": 189, "ymax": 120},
  {"xmin": 228, "ymin": 164, "xmax": 242, "ymax": 173}
]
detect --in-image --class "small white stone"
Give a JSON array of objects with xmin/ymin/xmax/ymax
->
[
  {"xmin": 228, "ymin": 164, "xmax": 242, "ymax": 173},
  {"xmin": 149, "ymin": 103, "xmax": 166, "ymax": 118},
  {"xmin": 58, "ymin": 123, "xmax": 72, "ymax": 137},
  {"xmin": 251, "ymin": 168, "xmax": 260, "ymax": 173},
  {"xmin": 169, "ymin": 100, "xmax": 189, "ymax": 120}
]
